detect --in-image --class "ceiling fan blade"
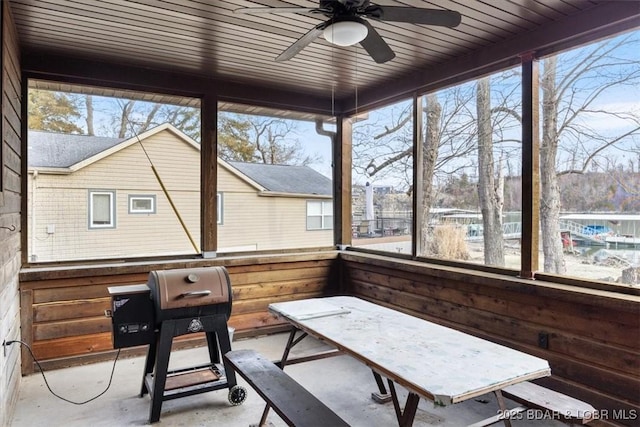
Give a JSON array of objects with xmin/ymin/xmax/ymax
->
[
  {"xmin": 234, "ymin": 7, "xmax": 321, "ymax": 15},
  {"xmin": 372, "ymin": 7, "xmax": 462, "ymax": 28},
  {"xmin": 276, "ymin": 25, "xmax": 325, "ymax": 62},
  {"xmin": 359, "ymin": 21, "xmax": 395, "ymax": 64}
]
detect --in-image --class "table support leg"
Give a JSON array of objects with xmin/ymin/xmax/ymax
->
[
  {"xmin": 257, "ymin": 404, "xmax": 270, "ymax": 427},
  {"xmin": 494, "ymin": 390, "xmax": 513, "ymax": 427},
  {"xmin": 260, "ymin": 327, "xmax": 308, "ymax": 425},
  {"xmin": 276, "ymin": 327, "xmax": 307, "ymax": 369},
  {"xmin": 371, "ymin": 371, "xmax": 393, "ymax": 403},
  {"xmin": 387, "ymin": 379, "xmax": 420, "ymax": 427}
]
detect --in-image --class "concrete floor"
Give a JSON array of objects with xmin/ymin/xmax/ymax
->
[{"xmin": 10, "ymin": 332, "xmax": 562, "ymax": 427}]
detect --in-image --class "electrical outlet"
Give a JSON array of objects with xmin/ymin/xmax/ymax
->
[
  {"xmin": 538, "ymin": 332, "xmax": 549, "ymax": 349},
  {"xmin": 2, "ymin": 340, "xmax": 13, "ymax": 357}
]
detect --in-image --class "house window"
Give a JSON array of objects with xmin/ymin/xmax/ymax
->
[
  {"xmin": 217, "ymin": 193, "xmax": 223, "ymax": 225},
  {"xmin": 129, "ymin": 195, "xmax": 156, "ymax": 214},
  {"xmin": 89, "ymin": 190, "xmax": 116, "ymax": 228},
  {"xmin": 307, "ymin": 200, "xmax": 333, "ymax": 230}
]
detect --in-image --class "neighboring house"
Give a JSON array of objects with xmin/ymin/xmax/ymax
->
[{"xmin": 27, "ymin": 124, "xmax": 333, "ymax": 262}]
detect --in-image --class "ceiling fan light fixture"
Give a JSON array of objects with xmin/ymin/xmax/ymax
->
[{"xmin": 323, "ymin": 20, "xmax": 368, "ymax": 46}]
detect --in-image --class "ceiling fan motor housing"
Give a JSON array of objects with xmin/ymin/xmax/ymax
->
[{"xmin": 237, "ymin": 0, "xmax": 462, "ymax": 63}]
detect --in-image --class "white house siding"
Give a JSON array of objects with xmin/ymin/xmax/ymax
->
[
  {"xmin": 217, "ymin": 165, "xmax": 333, "ymax": 252},
  {"xmin": 28, "ymin": 131, "xmax": 201, "ymax": 261},
  {"xmin": 28, "ymin": 128, "xmax": 333, "ymax": 262}
]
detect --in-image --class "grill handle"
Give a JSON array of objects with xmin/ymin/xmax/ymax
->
[{"xmin": 181, "ymin": 290, "xmax": 212, "ymax": 298}]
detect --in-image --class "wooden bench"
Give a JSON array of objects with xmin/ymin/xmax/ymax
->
[
  {"xmin": 471, "ymin": 381, "xmax": 596, "ymax": 426},
  {"xmin": 501, "ymin": 382, "xmax": 596, "ymax": 425},
  {"xmin": 224, "ymin": 349, "xmax": 349, "ymax": 427}
]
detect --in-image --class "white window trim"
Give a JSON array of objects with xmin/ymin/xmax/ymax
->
[
  {"xmin": 217, "ymin": 192, "xmax": 223, "ymax": 225},
  {"xmin": 307, "ymin": 200, "xmax": 333, "ymax": 230},
  {"xmin": 128, "ymin": 194, "xmax": 156, "ymax": 214},
  {"xmin": 89, "ymin": 190, "xmax": 116, "ymax": 229}
]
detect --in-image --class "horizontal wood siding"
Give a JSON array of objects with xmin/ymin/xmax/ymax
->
[
  {"xmin": 19, "ymin": 252, "xmax": 340, "ymax": 372},
  {"xmin": 341, "ymin": 252, "xmax": 639, "ymax": 427},
  {"xmin": 0, "ymin": 3, "xmax": 22, "ymax": 426},
  {"xmin": 19, "ymin": 248, "xmax": 638, "ymax": 426}
]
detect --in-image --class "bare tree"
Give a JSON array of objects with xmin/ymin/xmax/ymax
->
[
  {"xmin": 217, "ymin": 113, "xmax": 320, "ymax": 165},
  {"xmin": 353, "ymin": 101, "xmax": 414, "ymax": 190},
  {"xmin": 352, "ymin": 88, "xmax": 478, "ymax": 256},
  {"xmin": 540, "ymin": 32, "xmax": 640, "ymax": 274},
  {"xmin": 117, "ymin": 100, "xmax": 135, "ymax": 138},
  {"xmin": 249, "ymin": 117, "xmax": 317, "ymax": 165},
  {"xmin": 420, "ymin": 94, "xmax": 442, "ymax": 252},
  {"xmin": 476, "ymin": 77, "xmax": 505, "ymax": 266},
  {"xmin": 103, "ymin": 99, "xmax": 200, "ymax": 140},
  {"xmin": 85, "ymin": 95, "xmax": 95, "ymax": 136}
]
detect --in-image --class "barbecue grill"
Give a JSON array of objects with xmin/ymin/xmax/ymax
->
[
  {"xmin": 107, "ymin": 266, "xmax": 246, "ymax": 423},
  {"xmin": 147, "ymin": 266, "xmax": 232, "ymax": 323}
]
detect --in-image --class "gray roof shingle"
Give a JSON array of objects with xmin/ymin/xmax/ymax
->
[
  {"xmin": 28, "ymin": 130, "xmax": 124, "ymax": 168},
  {"xmin": 229, "ymin": 161, "xmax": 332, "ymax": 196}
]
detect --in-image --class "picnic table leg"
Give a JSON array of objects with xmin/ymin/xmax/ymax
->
[
  {"xmin": 494, "ymin": 390, "xmax": 513, "ymax": 427},
  {"xmin": 260, "ymin": 326, "xmax": 308, "ymax": 425},
  {"xmin": 371, "ymin": 371, "xmax": 393, "ymax": 403},
  {"xmin": 276, "ymin": 326, "xmax": 308, "ymax": 369},
  {"xmin": 257, "ymin": 404, "xmax": 271, "ymax": 427},
  {"xmin": 387, "ymin": 379, "xmax": 420, "ymax": 427}
]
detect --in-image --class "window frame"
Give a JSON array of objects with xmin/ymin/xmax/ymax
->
[
  {"xmin": 88, "ymin": 190, "xmax": 116, "ymax": 229},
  {"xmin": 217, "ymin": 192, "xmax": 223, "ymax": 225},
  {"xmin": 306, "ymin": 200, "xmax": 333, "ymax": 231},
  {"xmin": 128, "ymin": 194, "xmax": 156, "ymax": 214}
]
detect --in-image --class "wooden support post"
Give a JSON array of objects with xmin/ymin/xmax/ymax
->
[
  {"xmin": 201, "ymin": 90, "xmax": 218, "ymax": 257},
  {"xmin": 19, "ymin": 289, "xmax": 34, "ymax": 375},
  {"xmin": 335, "ymin": 116, "xmax": 352, "ymax": 248},
  {"xmin": 412, "ymin": 93, "xmax": 423, "ymax": 257},
  {"xmin": 520, "ymin": 53, "xmax": 540, "ymax": 279}
]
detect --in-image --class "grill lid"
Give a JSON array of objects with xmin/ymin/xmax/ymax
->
[{"xmin": 150, "ymin": 267, "xmax": 231, "ymax": 311}]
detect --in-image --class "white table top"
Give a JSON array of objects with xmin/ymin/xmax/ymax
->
[{"xmin": 269, "ymin": 296, "xmax": 550, "ymax": 405}]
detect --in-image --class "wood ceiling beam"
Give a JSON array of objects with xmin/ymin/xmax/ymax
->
[{"xmin": 22, "ymin": 50, "xmax": 335, "ymax": 116}]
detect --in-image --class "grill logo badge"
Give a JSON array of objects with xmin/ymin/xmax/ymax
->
[{"xmin": 187, "ymin": 319, "xmax": 204, "ymax": 333}]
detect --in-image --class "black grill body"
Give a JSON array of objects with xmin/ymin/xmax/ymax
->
[
  {"xmin": 108, "ymin": 284, "xmax": 155, "ymax": 348},
  {"xmin": 108, "ymin": 266, "xmax": 238, "ymax": 423}
]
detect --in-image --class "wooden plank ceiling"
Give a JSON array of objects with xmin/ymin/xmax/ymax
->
[{"xmin": 8, "ymin": 0, "xmax": 639, "ymax": 113}]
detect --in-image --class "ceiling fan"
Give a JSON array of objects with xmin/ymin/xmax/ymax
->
[{"xmin": 234, "ymin": 0, "xmax": 462, "ymax": 64}]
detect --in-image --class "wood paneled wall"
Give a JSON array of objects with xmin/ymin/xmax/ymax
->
[
  {"xmin": 0, "ymin": 3, "xmax": 22, "ymax": 426},
  {"xmin": 17, "ymin": 248, "xmax": 639, "ymax": 426},
  {"xmin": 18, "ymin": 251, "xmax": 340, "ymax": 373},
  {"xmin": 340, "ymin": 251, "xmax": 639, "ymax": 427}
]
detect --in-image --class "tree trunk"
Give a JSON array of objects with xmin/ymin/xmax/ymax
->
[
  {"xmin": 476, "ymin": 77, "xmax": 504, "ymax": 266},
  {"xmin": 419, "ymin": 94, "xmax": 441, "ymax": 255},
  {"xmin": 118, "ymin": 101, "xmax": 135, "ymax": 138},
  {"xmin": 140, "ymin": 103, "xmax": 161, "ymax": 132},
  {"xmin": 85, "ymin": 95, "xmax": 95, "ymax": 136},
  {"xmin": 540, "ymin": 56, "xmax": 566, "ymax": 274}
]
